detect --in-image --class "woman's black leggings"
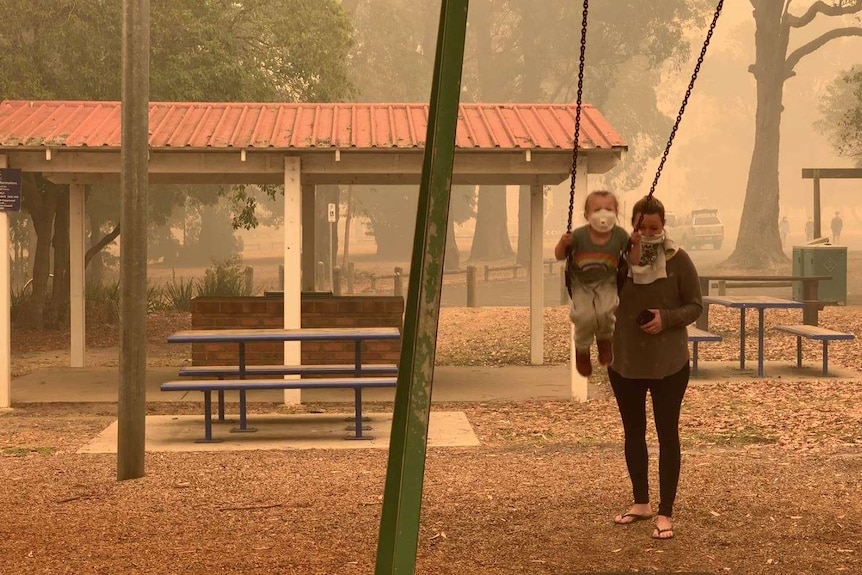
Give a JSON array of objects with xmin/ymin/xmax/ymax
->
[{"xmin": 608, "ymin": 363, "xmax": 689, "ymax": 518}]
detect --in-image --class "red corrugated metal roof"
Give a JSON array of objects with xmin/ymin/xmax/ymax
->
[{"xmin": 0, "ymin": 101, "xmax": 626, "ymax": 151}]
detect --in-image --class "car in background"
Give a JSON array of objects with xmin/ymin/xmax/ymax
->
[{"xmin": 666, "ymin": 209, "xmax": 724, "ymax": 250}]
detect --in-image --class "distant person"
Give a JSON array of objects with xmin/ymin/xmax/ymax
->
[
  {"xmin": 611, "ymin": 196, "xmax": 702, "ymax": 541},
  {"xmin": 831, "ymin": 212, "xmax": 843, "ymax": 245},
  {"xmin": 805, "ymin": 218, "xmax": 814, "ymax": 242},
  {"xmin": 554, "ymin": 190, "xmax": 629, "ymax": 377},
  {"xmin": 779, "ymin": 216, "xmax": 789, "ymax": 248}
]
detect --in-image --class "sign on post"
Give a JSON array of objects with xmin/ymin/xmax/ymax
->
[
  {"xmin": 327, "ymin": 202, "xmax": 337, "ymax": 223},
  {"xmin": 0, "ymin": 168, "xmax": 22, "ymax": 212}
]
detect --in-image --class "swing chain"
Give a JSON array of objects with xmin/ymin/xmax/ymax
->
[
  {"xmin": 646, "ymin": 0, "xmax": 724, "ymax": 200},
  {"xmin": 567, "ymin": 0, "xmax": 589, "ymax": 233}
]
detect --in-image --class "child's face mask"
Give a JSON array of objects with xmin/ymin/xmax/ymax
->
[{"xmin": 589, "ymin": 209, "xmax": 616, "ymax": 233}]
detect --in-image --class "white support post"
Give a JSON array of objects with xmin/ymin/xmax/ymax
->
[
  {"xmin": 283, "ymin": 158, "xmax": 302, "ymax": 405},
  {"xmin": 529, "ymin": 184, "xmax": 544, "ymax": 365},
  {"xmin": 570, "ymin": 158, "xmax": 589, "ymax": 402},
  {"xmin": 69, "ymin": 184, "xmax": 86, "ymax": 367},
  {"xmin": 0, "ymin": 154, "xmax": 9, "ymax": 408}
]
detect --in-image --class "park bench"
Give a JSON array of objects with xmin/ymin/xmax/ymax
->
[
  {"xmin": 774, "ymin": 324, "xmax": 855, "ymax": 376},
  {"xmin": 687, "ymin": 325, "xmax": 722, "ymax": 377},
  {"xmin": 160, "ymin": 376, "xmax": 398, "ymax": 442},
  {"xmin": 177, "ymin": 363, "xmax": 399, "ymax": 422}
]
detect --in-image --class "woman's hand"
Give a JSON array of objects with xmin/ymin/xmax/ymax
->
[{"xmin": 640, "ymin": 308, "xmax": 663, "ymax": 335}]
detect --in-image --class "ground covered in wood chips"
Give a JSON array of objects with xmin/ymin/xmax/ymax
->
[{"xmin": 2, "ymin": 306, "xmax": 862, "ymax": 574}]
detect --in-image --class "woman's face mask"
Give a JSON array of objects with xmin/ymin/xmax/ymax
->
[
  {"xmin": 589, "ymin": 209, "xmax": 617, "ymax": 233},
  {"xmin": 638, "ymin": 231, "xmax": 666, "ymax": 266}
]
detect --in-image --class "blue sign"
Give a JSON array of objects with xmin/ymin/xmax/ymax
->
[{"xmin": 0, "ymin": 168, "xmax": 22, "ymax": 212}]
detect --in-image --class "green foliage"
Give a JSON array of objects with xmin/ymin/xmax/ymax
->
[
  {"xmin": 10, "ymin": 283, "xmax": 33, "ymax": 324},
  {"xmin": 163, "ymin": 272, "xmax": 196, "ymax": 312},
  {"xmin": 86, "ymin": 279, "xmax": 121, "ymax": 324},
  {"xmin": 195, "ymin": 257, "xmax": 253, "ymax": 297},
  {"xmin": 818, "ymin": 66, "xmax": 862, "ymax": 164}
]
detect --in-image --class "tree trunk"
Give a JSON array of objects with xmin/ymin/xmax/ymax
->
[
  {"xmin": 516, "ymin": 186, "xmax": 531, "ymax": 266},
  {"xmin": 48, "ymin": 187, "xmax": 71, "ymax": 327},
  {"xmin": 469, "ymin": 185, "xmax": 514, "ymax": 261},
  {"xmin": 725, "ymin": 1, "xmax": 791, "ymax": 269},
  {"xmin": 445, "ymin": 215, "xmax": 460, "ymax": 271},
  {"xmin": 19, "ymin": 174, "xmax": 63, "ymax": 328}
]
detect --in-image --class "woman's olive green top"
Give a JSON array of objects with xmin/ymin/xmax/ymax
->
[{"xmin": 612, "ymin": 249, "xmax": 703, "ymax": 380}]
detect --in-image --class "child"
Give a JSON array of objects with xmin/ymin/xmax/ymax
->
[{"xmin": 555, "ymin": 190, "xmax": 630, "ymax": 377}]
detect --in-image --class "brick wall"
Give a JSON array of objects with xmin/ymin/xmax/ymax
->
[{"xmin": 190, "ymin": 294, "xmax": 403, "ymax": 366}]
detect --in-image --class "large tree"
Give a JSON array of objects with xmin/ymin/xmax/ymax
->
[
  {"xmin": 0, "ymin": 0, "xmax": 354, "ymax": 327},
  {"xmin": 725, "ymin": 0, "xmax": 862, "ymax": 269}
]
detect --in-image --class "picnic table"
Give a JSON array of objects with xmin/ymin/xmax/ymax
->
[
  {"xmin": 164, "ymin": 327, "xmax": 401, "ymax": 441},
  {"xmin": 702, "ymin": 295, "xmax": 804, "ymax": 377}
]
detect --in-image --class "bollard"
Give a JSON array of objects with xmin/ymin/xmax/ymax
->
[
  {"xmin": 370, "ymin": 273, "xmax": 377, "ymax": 292},
  {"xmin": 316, "ymin": 261, "xmax": 325, "ymax": 291},
  {"xmin": 717, "ymin": 280, "xmax": 727, "ymax": 296},
  {"xmin": 394, "ymin": 267, "xmax": 403, "ymax": 297},
  {"xmin": 484, "ymin": 265, "xmax": 490, "ymax": 282},
  {"xmin": 278, "ymin": 265, "xmax": 284, "ymax": 290},
  {"xmin": 347, "ymin": 261, "xmax": 355, "ymax": 294},
  {"xmin": 332, "ymin": 266, "xmax": 342, "ymax": 296},
  {"xmin": 244, "ymin": 266, "xmax": 254, "ymax": 294},
  {"xmin": 466, "ymin": 265, "xmax": 477, "ymax": 307}
]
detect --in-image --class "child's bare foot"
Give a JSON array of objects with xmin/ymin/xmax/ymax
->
[
  {"xmin": 613, "ymin": 503, "xmax": 652, "ymax": 525},
  {"xmin": 652, "ymin": 515, "xmax": 674, "ymax": 539}
]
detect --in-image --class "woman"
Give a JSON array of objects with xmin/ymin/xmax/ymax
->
[{"xmin": 609, "ymin": 196, "xmax": 703, "ymax": 540}]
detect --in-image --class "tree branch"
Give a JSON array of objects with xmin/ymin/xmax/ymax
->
[
  {"xmin": 785, "ymin": 27, "xmax": 862, "ymax": 74},
  {"xmin": 85, "ymin": 224, "xmax": 120, "ymax": 268},
  {"xmin": 785, "ymin": 0, "xmax": 862, "ymax": 28}
]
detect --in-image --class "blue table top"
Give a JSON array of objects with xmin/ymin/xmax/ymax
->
[
  {"xmin": 703, "ymin": 295, "xmax": 805, "ymax": 309},
  {"xmin": 168, "ymin": 327, "xmax": 401, "ymax": 344}
]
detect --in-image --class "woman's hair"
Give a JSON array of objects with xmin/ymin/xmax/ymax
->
[
  {"xmin": 583, "ymin": 189, "xmax": 619, "ymax": 215},
  {"xmin": 631, "ymin": 195, "xmax": 665, "ymax": 226}
]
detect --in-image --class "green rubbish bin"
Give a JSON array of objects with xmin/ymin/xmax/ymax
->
[{"xmin": 792, "ymin": 245, "xmax": 847, "ymax": 305}]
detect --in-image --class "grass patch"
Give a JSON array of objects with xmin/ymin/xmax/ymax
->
[{"xmin": 2, "ymin": 446, "xmax": 55, "ymax": 457}]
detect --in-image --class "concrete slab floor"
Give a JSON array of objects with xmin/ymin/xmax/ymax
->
[{"xmin": 78, "ymin": 411, "xmax": 480, "ymax": 454}]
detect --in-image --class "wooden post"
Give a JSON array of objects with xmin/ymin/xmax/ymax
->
[
  {"xmin": 332, "ymin": 266, "xmax": 342, "ymax": 296},
  {"xmin": 117, "ymin": 0, "xmax": 149, "ymax": 481},
  {"xmin": 0, "ymin": 155, "xmax": 9, "ymax": 409},
  {"xmin": 718, "ymin": 280, "xmax": 726, "ymax": 296},
  {"xmin": 484, "ymin": 264, "xmax": 490, "ymax": 282},
  {"xmin": 802, "ymin": 278, "xmax": 820, "ymax": 325},
  {"xmin": 278, "ymin": 264, "xmax": 284, "ymax": 290},
  {"xmin": 813, "ymin": 170, "xmax": 821, "ymax": 239},
  {"xmin": 466, "ymin": 265, "xmax": 476, "ymax": 307},
  {"xmin": 696, "ymin": 276, "xmax": 710, "ymax": 330},
  {"xmin": 316, "ymin": 261, "xmax": 325, "ymax": 291},
  {"xmin": 244, "ymin": 266, "xmax": 254, "ymax": 295},
  {"xmin": 347, "ymin": 261, "xmax": 355, "ymax": 294},
  {"xmin": 394, "ymin": 267, "xmax": 403, "ymax": 297}
]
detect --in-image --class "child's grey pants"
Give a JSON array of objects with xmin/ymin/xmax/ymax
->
[{"xmin": 569, "ymin": 276, "xmax": 618, "ymax": 351}]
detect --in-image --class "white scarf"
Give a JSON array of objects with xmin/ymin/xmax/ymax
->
[{"xmin": 629, "ymin": 234, "xmax": 678, "ymax": 285}]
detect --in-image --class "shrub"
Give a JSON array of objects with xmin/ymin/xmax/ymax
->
[
  {"xmin": 163, "ymin": 271, "xmax": 196, "ymax": 311},
  {"xmin": 195, "ymin": 256, "xmax": 252, "ymax": 297}
]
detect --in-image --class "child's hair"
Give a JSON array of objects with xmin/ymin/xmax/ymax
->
[
  {"xmin": 631, "ymin": 195, "xmax": 666, "ymax": 226},
  {"xmin": 583, "ymin": 189, "xmax": 619, "ymax": 216}
]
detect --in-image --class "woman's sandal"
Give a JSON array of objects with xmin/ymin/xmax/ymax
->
[
  {"xmin": 652, "ymin": 525, "xmax": 675, "ymax": 540},
  {"xmin": 613, "ymin": 512, "xmax": 653, "ymax": 525}
]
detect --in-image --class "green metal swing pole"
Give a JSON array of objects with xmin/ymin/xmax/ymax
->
[{"xmin": 374, "ymin": 1, "xmax": 469, "ymax": 574}]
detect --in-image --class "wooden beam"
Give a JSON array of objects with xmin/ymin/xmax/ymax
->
[{"xmin": 802, "ymin": 168, "xmax": 862, "ymax": 179}]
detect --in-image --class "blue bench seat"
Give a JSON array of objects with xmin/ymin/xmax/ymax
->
[
  {"xmin": 687, "ymin": 325, "xmax": 722, "ymax": 377},
  {"xmin": 774, "ymin": 324, "xmax": 854, "ymax": 375},
  {"xmin": 160, "ymin": 376, "xmax": 398, "ymax": 442}
]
